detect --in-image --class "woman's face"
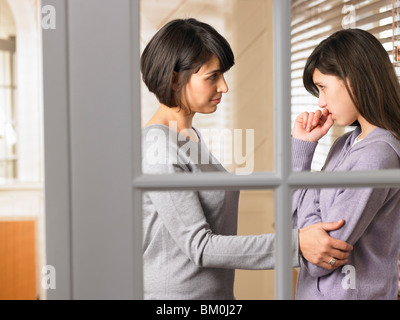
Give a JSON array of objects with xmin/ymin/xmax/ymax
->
[
  {"xmin": 181, "ymin": 55, "xmax": 228, "ymax": 114},
  {"xmin": 313, "ymin": 68, "xmax": 359, "ymax": 126}
]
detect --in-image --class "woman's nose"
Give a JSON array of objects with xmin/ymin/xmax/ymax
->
[{"xmin": 217, "ymin": 76, "xmax": 228, "ymax": 93}]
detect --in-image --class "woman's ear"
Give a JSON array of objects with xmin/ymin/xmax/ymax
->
[{"xmin": 172, "ymin": 71, "xmax": 179, "ymax": 91}]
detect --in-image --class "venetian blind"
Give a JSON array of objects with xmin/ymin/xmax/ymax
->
[{"xmin": 291, "ymin": 0, "xmax": 398, "ymax": 170}]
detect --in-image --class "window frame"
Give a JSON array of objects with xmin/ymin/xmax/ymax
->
[
  {"xmin": 132, "ymin": 0, "xmax": 400, "ymax": 299},
  {"xmin": 42, "ymin": 0, "xmax": 400, "ymax": 300}
]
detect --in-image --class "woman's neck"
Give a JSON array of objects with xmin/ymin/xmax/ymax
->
[{"xmin": 146, "ymin": 104, "xmax": 199, "ymax": 142}]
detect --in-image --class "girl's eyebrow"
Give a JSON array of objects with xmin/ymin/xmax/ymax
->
[{"xmin": 204, "ymin": 69, "xmax": 222, "ymax": 75}]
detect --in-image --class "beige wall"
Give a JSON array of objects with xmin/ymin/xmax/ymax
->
[
  {"xmin": 140, "ymin": 0, "xmax": 276, "ymax": 299},
  {"xmin": 235, "ymin": 190, "xmax": 275, "ymax": 299},
  {"xmin": 230, "ymin": 0, "xmax": 274, "ymax": 173},
  {"xmin": 228, "ymin": 0, "xmax": 276, "ymax": 299}
]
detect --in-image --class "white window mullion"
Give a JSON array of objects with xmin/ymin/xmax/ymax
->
[
  {"xmin": 133, "ymin": 172, "xmax": 281, "ymax": 191},
  {"xmin": 42, "ymin": 0, "xmax": 72, "ymax": 300},
  {"xmin": 273, "ymin": 0, "xmax": 294, "ymax": 300},
  {"xmin": 290, "ymin": 170, "xmax": 400, "ymax": 189}
]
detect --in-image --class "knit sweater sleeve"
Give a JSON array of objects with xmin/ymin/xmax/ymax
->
[
  {"xmin": 301, "ymin": 187, "xmax": 390, "ymax": 278},
  {"xmin": 291, "ymin": 138, "xmax": 318, "ymax": 229},
  {"xmin": 292, "ymin": 138, "xmax": 318, "ymax": 172},
  {"xmin": 143, "ymin": 162, "xmax": 300, "ymax": 270},
  {"xmin": 142, "ymin": 131, "xmax": 300, "ymax": 270}
]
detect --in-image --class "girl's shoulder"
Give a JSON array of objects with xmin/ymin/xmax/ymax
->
[{"xmin": 348, "ymin": 128, "xmax": 400, "ymax": 170}]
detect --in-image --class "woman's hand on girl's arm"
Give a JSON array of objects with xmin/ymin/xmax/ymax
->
[
  {"xmin": 292, "ymin": 109, "xmax": 334, "ymax": 142},
  {"xmin": 298, "ymin": 219, "xmax": 353, "ymax": 270}
]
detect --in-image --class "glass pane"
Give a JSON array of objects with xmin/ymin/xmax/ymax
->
[
  {"xmin": 140, "ymin": 0, "xmax": 274, "ymax": 175},
  {"xmin": 142, "ymin": 188, "xmax": 280, "ymax": 299},
  {"xmin": 291, "ymin": 1, "xmax": 400, "ymax": 172},
  {"xmin": 292, "ymin": 186, "xmax": 400, "ymax": 300},
  {"xmin": 235, "ymin": 189, "xmax": 276, "ymax": 300}
]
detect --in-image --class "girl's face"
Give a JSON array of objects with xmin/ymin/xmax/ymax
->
[
  {"xmin": 313, "ymin": 68, "xmax": 359, "ymax": 126},
  {"xmin": 181, "ymin": 55, "xmax": 228, "ymax": 114}
]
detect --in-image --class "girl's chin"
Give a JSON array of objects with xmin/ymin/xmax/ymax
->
[
  {"xmin": 199, "ymin": 106, "xmax": 218, "ymax": 114},
  {"xmin": 340, "ymin": 119, "xmax": 359, "ymax": 127},
  {"xmin": 333, "ymin": 118, "xmax": 348, "ymax": 126}
]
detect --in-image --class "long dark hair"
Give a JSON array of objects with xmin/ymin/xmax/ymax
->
[
  {"xmin": 303, "ymin": 28, "xmax": 400, "ymax": 140},
  {"xmin": 141, "ymin": 18, "xmax": 234, "ymax": 110}
]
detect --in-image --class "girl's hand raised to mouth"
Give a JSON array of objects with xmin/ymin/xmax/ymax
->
[{"xmin": 292, "ymin": 108, "xmax": 334, "ymax": 142}]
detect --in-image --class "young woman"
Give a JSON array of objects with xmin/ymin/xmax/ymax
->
[
  {"xmin": 141, "ymin": 18, "xmax": 352, "ymax": 300},
  {"xmin": 292, "ymin": 28, "xmax": 400, "ymax": 299}
]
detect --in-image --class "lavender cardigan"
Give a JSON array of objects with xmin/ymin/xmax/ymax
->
[{"xmin": 292, "ymin": 127, "xmax": 400, "ymax": 300}]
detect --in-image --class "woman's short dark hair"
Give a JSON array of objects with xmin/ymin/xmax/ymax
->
[
  {"xmin": 141, "ymin": 18, "xmax": 234, "ymax": 109},
  {"xmin": 303, "ymin": 28, "xmax": 400, "ymax": 139}
]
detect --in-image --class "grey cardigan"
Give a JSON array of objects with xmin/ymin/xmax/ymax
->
[{"xmin": 142, "ymin": 124, "xmax": 299, "ymax": 300}]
